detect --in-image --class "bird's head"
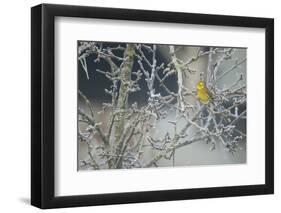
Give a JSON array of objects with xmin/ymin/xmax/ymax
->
[{"xmin": 197, "ymin": 81, "xmax": 205, "ymax": 90}]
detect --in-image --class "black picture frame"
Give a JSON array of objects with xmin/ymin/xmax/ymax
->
[{"xmin": 31, "ymin": 3, "xmax": 274, "ymax": 209}]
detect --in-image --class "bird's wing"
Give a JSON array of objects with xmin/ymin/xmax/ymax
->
[{"xmin": 204, "ymin": 87, "xmax": 214, "ymax": 100}]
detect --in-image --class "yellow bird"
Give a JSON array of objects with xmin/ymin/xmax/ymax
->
[{"xmin": 196, "ymin": 81, "xmax": 213, "ymax": 104}]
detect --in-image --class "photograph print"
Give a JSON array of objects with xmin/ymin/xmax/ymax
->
[{"xmin": 77, "ymin": 41, "xmax": 247, "ymax": 170}]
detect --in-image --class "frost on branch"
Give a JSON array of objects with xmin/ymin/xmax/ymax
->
[{"xmin": 78, "ymin": 41, "xmax": 246, "ymax": 170}]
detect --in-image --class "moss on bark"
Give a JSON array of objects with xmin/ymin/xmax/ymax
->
[{"xmin": 114, "ymin": 44, "xmax": 135, "ymax": 168}]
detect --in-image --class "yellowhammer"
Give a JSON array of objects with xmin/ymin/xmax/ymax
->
[{"xmin": 196, "ymin": 81, "xmax": 213, "ymax": 104}]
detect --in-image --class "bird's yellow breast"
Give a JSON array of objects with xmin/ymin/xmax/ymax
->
[{"xmin": 197, "ymin": 89, "xmax": 210, "ymax": 104}]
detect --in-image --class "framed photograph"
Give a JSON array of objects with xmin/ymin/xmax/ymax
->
[{"xmin": 31, "ymin": 4, "xmax": 274, "ymax": 209}]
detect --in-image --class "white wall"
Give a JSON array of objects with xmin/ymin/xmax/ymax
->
[{"xmin": 0, "ymin": 0, "xmax": 279, "ymax": 212}]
